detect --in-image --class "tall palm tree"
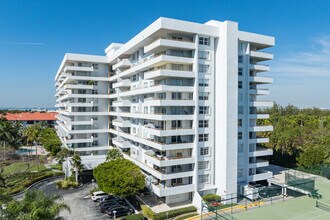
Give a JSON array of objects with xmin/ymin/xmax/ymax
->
[
  {"xmin": 70, "ymin": 151, "xmax": 84, "ymax": 183},
  {"xmin": 23, "ymin": 124, "xmax": 43, "ymax": 171},
  {"xmin": 1, "ymin": 190, "xmax": 70, "ymax": 220}
]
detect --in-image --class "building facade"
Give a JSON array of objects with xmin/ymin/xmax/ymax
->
[
  {"xmin": 55, "ymin": 54, "xmax": 111, "ymax": 169},
  {"xmin": 55, "ymin": 17, "xmax": 274, "ymax": 207}
]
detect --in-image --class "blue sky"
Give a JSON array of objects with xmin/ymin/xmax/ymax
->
[{"xmin": 0, "ymin": 0, "xmax": 329, "ymax": 108}]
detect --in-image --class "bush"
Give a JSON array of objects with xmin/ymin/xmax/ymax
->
[
  {"xmin": 9, "ymin": 172, "xmax": 62, "ymax": 194},
  {"xmin": 122, "ymin": 214, "xmax": 145, "ymax": 220},
  {"xmin": 141, "ymin": 205, "xmax": 155, "ymax": 219},
  {"xmin": 56, "ymin": 180, "xmax": 78, "ymax": 189},
  {"xmin": 155, "ymin": 206, "xmax": 197, "ymax": 220},
  {"xmin": 142, "ymin": 205, "xmax": 197, "ymax": 220},
  {"xmin": 202, "ymin": 194, "xmax": 221, "ymax": 202}
]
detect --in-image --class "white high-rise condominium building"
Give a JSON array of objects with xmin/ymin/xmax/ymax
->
[
  {"xmin": 55, "ymin": 54, "xmax": 111, "ymax": 169},
  {"xmin": 55, "ymin": 17, "xmax": 274, "ymax": 207}
]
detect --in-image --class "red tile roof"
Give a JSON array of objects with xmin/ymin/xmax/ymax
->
[{"xmin": 4, "ymin": 112, "xmax": 58, "ymax": 121}]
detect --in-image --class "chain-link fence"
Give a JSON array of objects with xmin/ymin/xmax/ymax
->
[{"xmin": 200, "ymin": 175, "xmax": 317, "ymax": 220}]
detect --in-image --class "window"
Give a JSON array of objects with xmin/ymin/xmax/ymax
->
[
  {"xmin": 199, "ymin": 120, "xmax": 209, "ymax": 128},
  {"xmin": 171, "ymin": 92, "xmax": 181, "ymax": 100},
  {"xmin": 238, "ymin": 118, "xmax": 243, "ymax": 126},
  {"xmin": 92, "ymin": 133, "xmax": 98, "ymax": 138},
  {"xmin": 200, "ymin": 147, "xmax": 209, "ymax": 156},
  {"xmin": 199, "ymin": 106, "xmax": 210, "ymax": 114},
  {"xmin": 199, "ymin": 64, "xmax": 210, "ymax": 74},
  {"xmin": 199, "ymin": 134, "xmax": 209, "ymax": 142},
  {"xmin": 198, "ymin": 161, "xmax": 209, "ymax": 170},
  {"xmin": 157, "ymin": 93, "xmax": 166, "ymax": 100},
  {"xmin": 199, "ymin": 78, "xmax": 209, "ymax": 87},
  {"xmin": 199, "ymin": 37, "xmax": 210, "ymax": 46},
  {"xmin": 199, "ymin": 51, "xmax": 210, "ymax": 60},
  {"xmin": 238, "ymin": 68, "xmax": 243, "ymax": 76},
  {"xmin": 238, "ymin": 168, "xmax": 243, "ymax": 178},
  {"xmin": 238, "ymin": 132, "xmax": 243, "ymax": 140},
  {"xmin": 238, "ymin": 144, "xmax": 243, "ymax": 153},
  {"xmin": 238, "ymin": 55, "xmax": 243, "ymax": 63},
  {"xmin": 171, "ymin": 64, "xmax": 184, "ymax": 70},
  {"xmin": 92, "ymin": 63, "xmax": 98, "ymax": 69},
  {"xmin": 238, "ymin": 81, "xmax": 243, "ymax": 89},
  {"xmin": 198, "ymin": 174, "xmax": 209, "ymax": 183},
  {"xmin": 199, "ymin": 92, "xmax": 209, "ymax": 100},
  {"xmin": 132, "ymin": 74, "xmax": 138, "ymax": 82}
]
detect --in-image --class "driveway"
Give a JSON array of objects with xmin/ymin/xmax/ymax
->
[{"xmin": 59, "ymin": 184, "xmax": 109, "ymax": 220}]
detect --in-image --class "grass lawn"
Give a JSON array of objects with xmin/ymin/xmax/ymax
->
[
  {"xmin": 3, "ymin": 162, "xmax": 48, "ymax": 174},
  {"xmin": 231, "ymin": 177, "xmax": 330, "ymax": 220}
]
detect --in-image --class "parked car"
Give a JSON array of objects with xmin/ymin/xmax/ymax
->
[
  {"xmin": 99, "ymin": 195, "xmax": 117, "ymax": 202},
  {"xmin": 99, "ymin": 201, "xmax": 119, "ymax": 213},
  {"xmin": 91, "ymin": 191, "xmax": 108, "ymax": 202},
  {"xmin": 259, "ymin": 186, "xmax": 282, "ymax": 198},
  {"xmin": 105, "ymin": 205, "xmax": 134, "ymax": 218},
  {"xmin": 99, "ymin": 198, "xmax": 128, "ymax": 212}
]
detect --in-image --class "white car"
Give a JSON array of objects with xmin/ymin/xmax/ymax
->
[{"xmin": 91, "ymin": 191, "xmax": 108, "ymax": 202}]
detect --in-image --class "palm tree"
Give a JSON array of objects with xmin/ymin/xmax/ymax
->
[
  {"xmin": 24, "ymin": 123, "xmax": 42, "ymax": 150},
  {"xmin": 70, "ymin": 151, "xmax": 84, "ymax": 183},
  {"xmin": 23, "ymin": 124, "xmax": 43, "ymax": 171},
  {"xmin": 1, "ymin": 190, "xmax": 70, "ymax": 220}
]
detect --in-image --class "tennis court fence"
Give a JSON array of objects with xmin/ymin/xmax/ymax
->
[{"xmin": 316, "ymin": 200, "xmax": 330, "ymax": 212}]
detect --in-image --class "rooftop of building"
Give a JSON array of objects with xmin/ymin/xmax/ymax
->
[{"xmin": 4, "ymin": 112, "xmax": 58, "ymax": 121}]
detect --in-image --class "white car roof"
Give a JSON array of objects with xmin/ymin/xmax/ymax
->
[{"xmin": 93, "ymin": 191, "xmax": 105, "ymax": 195}]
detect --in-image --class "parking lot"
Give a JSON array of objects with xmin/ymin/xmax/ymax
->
[{"xmin": 59, "ymin": 183, "xmax": 136, "ymax": 220}]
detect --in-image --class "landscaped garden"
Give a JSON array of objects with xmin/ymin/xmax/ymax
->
[{"xmin": 0, "ymin": 117, "xmax": 64, "ymax": 202}]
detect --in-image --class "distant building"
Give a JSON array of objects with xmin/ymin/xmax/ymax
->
[{"xmin": 4, "ymin": 112, "xmax": 58, "ymax": 127}]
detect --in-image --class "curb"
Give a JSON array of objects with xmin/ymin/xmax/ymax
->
[{"xmin": 11, "ymin": 174, "xmax": 64, "ymax": 197}]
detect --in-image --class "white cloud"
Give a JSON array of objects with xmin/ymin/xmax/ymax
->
[{"xmin": 272, "ymin": 35, "xmax": 330, "ymax": 78}]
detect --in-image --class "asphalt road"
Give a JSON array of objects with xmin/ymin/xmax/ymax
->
[{"xmin": 59, "ymin": 184, "xmax": 110, "ymax": 220}]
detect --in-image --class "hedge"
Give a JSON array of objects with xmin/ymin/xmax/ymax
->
[
  {"xmin": 202, "ymin": 194, "xmax": 221, "ymax": 202},
  {"xmin": 141, "ymin": 205, "xmax": 197, "ymax": 220},
  {"xmin": 122, "ymin": 214, "xmax": 145, "ymax": 220}
]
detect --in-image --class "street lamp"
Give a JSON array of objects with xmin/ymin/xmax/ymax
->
[{"xmin": 113, "ymin": 210, "xmax": 117, "ymax": 220}]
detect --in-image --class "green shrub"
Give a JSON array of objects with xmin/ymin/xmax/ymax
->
[
  {"xmin": 122, "ymin": 214, "xmax": 145, "ymax": 220},
  {"xmin": 154, "ymin": 206, "xmax": 197, "ymax": 220},
  {"xmin": 202, "ymin": 194, "xmax": 221, "ymax": 202},
  {"xmin": 141, "ymin": 204, "xmax": 197, "ymax": 220},
  {"xmin": 176, "ymin": 213, "xmax": 198, "ymax": 220},
  {"xmin": 141, "ymin": 205, "xmax": 155, "ymax": 219},
  {"xmin": 56, "ymin": 180, "xmax": 78, "ymax": 189}
]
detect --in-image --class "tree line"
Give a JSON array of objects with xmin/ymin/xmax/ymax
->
[{"xmin": 259, "ymin": 104, "xmax": 330, "ymax": 168}]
